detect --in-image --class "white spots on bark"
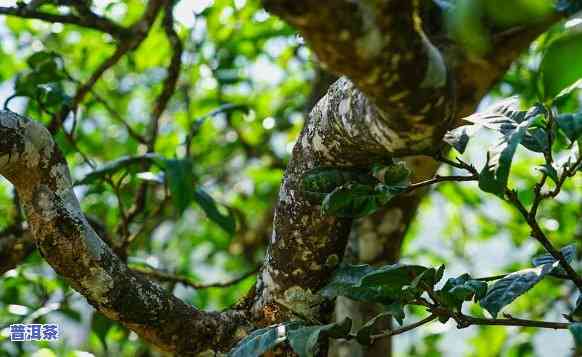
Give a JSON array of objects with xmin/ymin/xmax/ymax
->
[
  {"xmin": 81, "ymin": 266, "xmax": 114, "ymax": 302},
  {"xmin": 34, "ymin": 185, "xmax": 59, "ymax": 221},
  {"xmin": 365, "ymin": 112, "xmax": 405, "ymax": 152},
  {"xmin": 252, "ymin": 265, "xmax": 281, "ymax": 315}
]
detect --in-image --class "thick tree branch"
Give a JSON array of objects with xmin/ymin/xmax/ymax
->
[
  {"xmin": 253, "ymin": 1, "xmax": 564, "ymax": 329},
  {"xmin": 0, "ymin": 111, "xmax": 249, "ymax": 355}
]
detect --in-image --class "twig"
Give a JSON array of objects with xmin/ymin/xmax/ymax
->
[
  {"xmin": 456, "ymin": 313, "xmax": 569, "ymax": 330},
  {"xmin": 0, "ymin": 6, "xmax": 130, "ymax": 39},
  {"xmin": 407, "ymin": 174, "xmax": 479, "ymax": 192},
  {"xmin": 131, "ymin": 266, "xmax": 259, "ymax": 289},
  {"xmin": 506, "ymin": 190, "xmax": 582, "ymax": 290},
  {"xmin": 370, "ymin": 314, "xmax": 438, "ymax": 340},
  {"xmin": 147, "ymin": 2, "xmax": 183, "ymax": 151},
  {"xmin": 48, "ymin": 0, "xmax": 168, "ymax": 133}
]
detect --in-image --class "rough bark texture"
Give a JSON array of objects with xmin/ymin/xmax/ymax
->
[
  {"xmin": 0, "ymin": 111, "xmax": 249, "ymax": 355},
  {"xmin": 251, "ymin": 0, "xmax": 557, "ymax": 328},
  {"xmin": 0, "ymin": 1, "xmax": 564, "ymax": 355}
]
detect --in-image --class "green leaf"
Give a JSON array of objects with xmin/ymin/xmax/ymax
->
[
  {"xmin": 91, "ymin": 312, "xmax": 114, "ymax": 349},
  {"xmin": 372, "ymin": 161, "xmax": 411, "ymax": 188},
  {"xmin": 538, "ymin": 163, "xmax": 559, "ymax": 184},
  {"xmin": 531, "ymin": 244, "xmax": 576, "ymax": 276},
  {"xmin": 556, "ymin": 113, "xmax": 582, "ymax": 143},
  {"xmin": 539, "ymin": 30, "xmax": 582, "ymax": 101},
  {"xmin": 444, "ymin": 125, "xmax": 475, "ymax": 154},
  {"xmin": 436, "ymin": 273, "xmax": 487, "ymax": 311},
  {"xmin": 301, "ymin": 167, "xmax": 377, "ymax": 203},
  {"xmin": 321, "ymin": 183, "xmax": 395, "ymax": 218},
  {"xmin": 193, "ymin": 188, "xmax": 236, "ymax": 235},
  {"xmin": 477, "ymin": 104, "xmax": 542, "ymax": 196},
  {"xmin": 521, "ymin": 127, "xmax": 548, "ymax": 153},
  {"xmin": 479, "ymin": 263, "xmax": 555, "ymax": 318},
  {"xmin": 569, "ymin": 322, "xmax": 582, "ymax": 351},
  {"xmin": 37, "ymin": 82, "xmax": 71, "ymax": 110},
  {"xmin": 288, "ymin": 318, "xmax": 352, "ymax": 357},
  {"xmin": 571, "ymin": 294, "xmax": 582, "ymax": 321},
  {"xmin": 228, "ymin": 322, "xmax": 301, "ymax": 357},
  {"xmin": 320, "ymin": 264, "xmax": 391, "ymax": 303},
  {"xmin": 75, "ymin": 153, "xmax": 161, "ymax": 185},
  {"xmin": 360, "ymin": 264, "xmax": 429, "ymax": 288},
  {"xmin": 164, "ymin": 158, "xmax": 195, "ymax": 216}
]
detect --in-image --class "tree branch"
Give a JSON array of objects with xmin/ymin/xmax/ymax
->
[
  {"xmin": 0, "ymin": 111, "xmax": 249, "ymax": 355},
  {"xmin": 0, "ymin": 5, "xmax": 131, "ymax": 39}
]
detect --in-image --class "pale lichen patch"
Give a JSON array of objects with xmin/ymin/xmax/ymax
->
[{"xmin": 81, "ymin": 266, "xmax": 114, "ymax": 302}]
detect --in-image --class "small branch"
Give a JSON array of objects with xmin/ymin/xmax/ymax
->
[
  {"xmin": 0, "ymin": 6, "xmax": 130, "ymax": 39},
  {"xmin": 147, "ymin": 2, "xmax": 183, "ymax": 151},
  {"xmin": 506, "ymin": 190, "xmax": 582, "ymax": 291},
  {"xmin": 370, "ymin": 314, "xmax": 438, "ymax": 340},
  {"xmin": 48, "ymin": 0, "xmax": 168, "ymax": 133},
  {"xmin": 131, "ymin": 267, "xmax": 259, "ymax": 289},
  {"xmin": 407, "ymin": 174, "xmax": 479, "ymax": 192},
  {"xmin": 457, "ymin": 313, "xmax": 570, "ymax": 330}
]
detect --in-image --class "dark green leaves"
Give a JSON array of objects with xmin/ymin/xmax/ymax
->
[
  {"xmin": 287, "ymin": 318, "xmax": 352, "ymax": 357},
  {"xmin": 77, "ymin": 155, "xmax": 235, "ymax": 234},
  {"xmin": 228, "ymin": 320, "xmax": 351, "ymax": 357},
  {"xmin": 164, "ymin": 159, "xmax": 235, "ymax": 234},
  {"xmin": 569, "ymin": 322, "xmax": 582, "ymax": 352},
  {"xmin": 478, "ymin": 107, "xmax": 541, "ymax": 196},
  {"xmin": 164, "ymin": 159, "xmax": 195, "ymax": 216},
  {"xmin": 531, "ymin": 244, "xmax": 576, "ymax": 277},
  {"xmin": 320, "ymin": 264, "xmax": 389, "ymax": 303},
  {"xmin": 556, "ymin": 113, "xmax": 582, "ymax": 143},
  {"xmin": 444, "ymin": 99, "xmax": 543, "ymax": 196},
  {"xmin": 193, "ymin": 188, "xmax": 236, "ymax": 235},
  {"xmin": 435, "ymin": 273, "xmax": 488, "ymax": 312},
  {"xmin": 228, "ymin": 322, "xmax": 300, "ymax": 357},
  {"xmin": 479, "ymin": 263, "xmax": 555, "ymax": 318},
  {"xmin": 539, "ymin": 30, "xmax": 582, "ymax": 101},
  {"xmin": 372, "ymin": 161, "xmax": 411, "ymax": 188},
  {"xmin": 321, "ymin": 263, "xmax": 435, "ymax": 306},
  {"xmin": 302, "ymin": 163, "xmax": 411, "ymax": 218},
  {"xmin": 301, "ymin": 167, "xmax": 376, "ymax": 202},
  {"xmin": 13, "ymin": 51, "xmax": 70, "ymax": 110},
  {"xmin": 321, "ymin": 183, "xmax": 395, "ymax": 218}
]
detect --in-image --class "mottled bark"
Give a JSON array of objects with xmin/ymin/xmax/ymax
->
[
  {"xmin": 0, "ymin": 111, "xmax": 249, "ymax": 356},
  {"xmin": 0, "ymin": 1, "xmax": 565, "ymax": 355},
  {"xmin": 252, "ymin": 2, "xmax": 556, "ymax": 328}
]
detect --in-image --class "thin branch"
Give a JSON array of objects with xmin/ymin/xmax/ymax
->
[
  {"xmin": 131, "ymin": 267, "xmax": 259, "ymax": 289},
  {"xmin": 0, "ymin": 6, "xmax": 130, "ymax": 39},
  {"xmin": 506, "ymin": 190, "xmax": 582, "ymax": 290},
  {"xmin": 407, "ymin": 174, "xmax": 479, "ymax": 192},
  {"xmin": 456, "ymin": 313, "xmax": 570, "ymax": 330},
  {"xmin": 370, "ymin": 314, "xmax": 438, "ymax": 340},
  {"xmin": 48, "ymin": 0, "xmax": 168, "ymax": 133},
  {"xmin": 147, "ymin": 3, "xmax": 183, "ymax": 151}
]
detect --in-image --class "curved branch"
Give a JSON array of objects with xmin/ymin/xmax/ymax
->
[
  {"xmin": 0, "ymin": 110, "xmax": 249, "ymax": 355},
  {"xmin": 0, "ymin": 6, "xmax": 131, "ymax": 39}
]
